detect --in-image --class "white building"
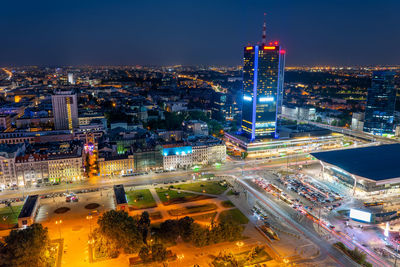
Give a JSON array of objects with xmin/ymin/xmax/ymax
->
[
  {"xmin": 162, "ymin": 137, "xmax": 226, "ymax": 170},
  {"xmin": 282, "ymin": 106, "xmax": 316, "ymax": 121},
  {"xmin": 351, "ymin": 112, "xmax": 365, "ymax": 131},
  {"xmin": 68, "ymin": 73, "xmax": 75, "ymax": 85},
  {"xmin": 183, "ymin": 120, "xmax": 209, "ymax": 136}
]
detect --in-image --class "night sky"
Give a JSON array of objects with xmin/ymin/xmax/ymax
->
[{"xmin": 0, "ymin": 0, "xmax": 399, "ymax": 66}]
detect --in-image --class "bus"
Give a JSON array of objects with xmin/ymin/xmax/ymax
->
[{"xmin": 363, "ymin": 202, "xmax": 384, "ymax": 207}]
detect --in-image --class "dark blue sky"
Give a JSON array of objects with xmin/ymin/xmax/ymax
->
[{"xmin": 0, "ymin": 0, "xmax": 399, "ymax": 66}]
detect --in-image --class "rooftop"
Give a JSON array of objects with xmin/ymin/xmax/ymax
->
[{"xmin": 311, "ymin": 144, "xmax": 400, "ymax": 181}]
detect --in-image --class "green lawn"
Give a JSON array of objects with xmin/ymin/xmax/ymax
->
[
  {"xmin": 236, "ymin": 248, "xmax": 272, "ymax": 265},
  {"xmin": 219, "ymin": 208, "xmax": 249, "ymax": 224},
  {"xmin": 149, "ymin": 211, "xmax": 163, "ymax": 220},
  {"xmin": 125, "ymin": 189, "xmax": 157, "ymax": 209},
  {"xmin": 156, "ymin": 188, "xmax": 212, "ymax": 205},
  {"xmin": 176, "ymin": 181, "xmax": 229, "ymax": 195},
  {"xmin": 221, "ymin": 200, "xmax": 235, "ymax": 208},
  {"xmin": 0, "ymin": 205, "xmax": 23, "ymax": 226},
  {"xmin": 168, "ymin": 203, "xmax": 218, "ymax": 217},
  {"xmin": 191, "ymin": 212, "xmax": 218, "ymax": 223}
]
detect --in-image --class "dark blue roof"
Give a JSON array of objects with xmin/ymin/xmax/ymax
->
[
  {"xmin": 311, "ymin": 144, "xmax": 400, "ymax": 181},
  {"xmin": 18, "ymin": 195, "xmax": 39, "ymax": 218},
  {"xmin": 113, "ymin": 184, "xmax": 127, "ymax": 205}
]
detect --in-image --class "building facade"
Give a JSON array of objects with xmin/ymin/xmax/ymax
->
[
  {"xmin": 241, "ymin": 23, "xmax": 285, "ymax": 140},
  {"xmin": 52, "ymin": 90, "xmax": 78, "ymax": 130},
  {"xmin": 363, "ymin": 71, "xmax": 396, "ymax": 136},
  {"xmin": 98, "ymin": 155, "xmax": 134, "ymax": 177}
]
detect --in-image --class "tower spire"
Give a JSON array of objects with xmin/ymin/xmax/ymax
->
[{"xmin": 262, "ymin": 13, "xmax": 267, "ymax": 45}]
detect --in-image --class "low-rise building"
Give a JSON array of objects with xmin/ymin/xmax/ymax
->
[
  {"xmin": 98, "ymin": 154, "xmax": 134, "ymax": 177},
  {"xmin": 183, "ymin": 120, "xmax": 209, "ymax": 136}
]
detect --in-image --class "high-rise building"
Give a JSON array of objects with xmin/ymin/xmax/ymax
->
[
  {"xmin": 241, "ymin": 16, "xmax": 285, "ymax": 140},
  {"xmin": 52, "ymin": 90, "xmax": 78, "ymax": 130},
  {"xmin": 363, "ymin": 71, "xmax": 396, "ymax": 135},
  {"xmin": 67, "ymin": 73, "xmax": 75, "ymax": 85}
]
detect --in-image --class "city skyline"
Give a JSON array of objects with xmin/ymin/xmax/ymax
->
[{"xmin": 0, "ymin": 0, "xmax": 399, "ymax": 66}]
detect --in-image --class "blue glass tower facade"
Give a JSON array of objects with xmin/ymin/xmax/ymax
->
[
  {"xmin": 363, "ymin": 71, "xmax": 396, "ymax": 136},
  {"xmin": 241, "ymin": 44, "xmax": 285, "ymax": 141}
]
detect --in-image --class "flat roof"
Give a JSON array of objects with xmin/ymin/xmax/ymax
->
[
  {"xmin": 311, "ymin": 144, "xmax": 400, "ymax": 181},
  {"xmin": 113, "ymin": 184, "xmax": 127, "ymax": 205},
  {"xmin": 18, "ymin": 195, "xmax": 39, "ymax": 218}
]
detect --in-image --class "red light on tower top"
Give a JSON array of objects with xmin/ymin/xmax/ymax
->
[
  {"xmin": 274, "ymin": 41, "xmax": 278, "ymax": 45},
  {"xmin": 280, "ymin": 49, "xmax": 286, "ymax": 54}
]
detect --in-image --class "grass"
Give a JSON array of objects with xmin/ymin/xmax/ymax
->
[
  {"xmin": 168, "ymin": 203, "xmax": 218, "ymax": 216},
  {"xmin": 226, "ymin": 190, "xmax": 237, "ymax": 196},
  {"xmin": 219, "ymin": 208, "xmax": 249, "ymax": 224},
  {"xmin": 0, "ymin": 205, "xmax": 23, "ymax": 227},
  {"xmin": 155, "ymin": 188, "xmax": 212, "ymax": 205},
  {"xmin": 236, "ymin": 248, "xmax": 272, "ymax": 265},
  {"xmin": 149, "ymin": 211, "xmax": 163, "ymax": 220},
  {"xmin": 191, "ymin": 212, "xmax": 218, "ymax": 223},
  {"xmin": 221, "ymin": 200, "xmax": 235, "ymax": 208},
  {"xmin": 176, "ymin": 181, "xmax": 229, "ymax": 195},
  {"xmin": 125, "ymin": 189, "xmax": 157, "ymax": 209}
]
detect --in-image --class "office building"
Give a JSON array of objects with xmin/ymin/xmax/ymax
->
[
  {"xmin": 363, "ymin": 71, "xmax": 396, "ymax": 136},
  {"xmin": 68, "ymin": 73, "xmax": 75, "ymax": 85},
  {"xmin": 241, "ymin": 18, "xmax": 285, "ymax": 140},
  {"xmin": 52, "ymin": 90, "xmax": 78, "ymax": 130}
]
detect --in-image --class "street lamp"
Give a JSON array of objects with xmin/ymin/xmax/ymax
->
[
  {"xmin": 235, "ymin": 241, "xmax": 244, "ymax": 252},
  {"xmin": 55, "ymin": 220, "xmax": 62, "ymax": 239},
  {"xmin": 177, "ymin": 254, "xmax": 185, "ymax": 261},
  {"xmin": 86, "ymin": 215, "xmax": 93, "ymax": 236}
]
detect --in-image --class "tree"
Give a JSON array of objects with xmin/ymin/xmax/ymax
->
[
  {"xmin": 151, "ymin": 244, "xmax": 167, "ymax": 262},
  {"xmin": 158, "ymin": 219, "xmax": 180, "ymax": 243},
  {"xmin": 139, "ymin": 246, "xmax": 150, "ymax": 263},
  {"xmin": 190, "ymin": 223, "xmax": 210, "ymax": 247},
  {"xmin": 177, "ymin": 216, "xmax": 194, "ymax": 242},
  {"xmin": 0, "ymin": 223, "xmax": 54, "ymax": 267},
  {"xmin": 138, "ymin": 211, "xmax": 151, "ymax": 243},
  {"xmin": 212, "ymin": 251, "xmax": 239, "ymax": 267},
  {"xmin": 217, "ymin": 220, "xmax": 242, "ymax": 242},
  {"xmin": 97, "ymin": 210, "xmax": 143, "ymax": 253}
]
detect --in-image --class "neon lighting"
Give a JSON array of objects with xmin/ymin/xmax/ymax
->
[
  {"xmin": 263, "ymin": 46, "xmax": 275, "ymax": 50},
  {"xmin": 349, "ymin": 209, "xmax": 371, "ymax": 223},
  {"xmin": 259, "ymin": 97, "xmax": 274, "ymax": 102},
  {"xmin": 163, "ymin": 146, "xmax": 193, "ymax": 157},
  {"xmin": 243, "ymin": 95, "xmax": 252, "ymax": 101},
  {"xmin": 246, "ymin": 46, "xmax": 253, "ymax": 50},
  {"xmin": 251, "ymin": 46, "xmax": 259, "ymax": 141}
]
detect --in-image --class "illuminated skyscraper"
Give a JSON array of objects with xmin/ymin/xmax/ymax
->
[
  {"xmin": 52, "ymin": 90, "xmax": 78, "ymax": 130},
  {"xmin": 67, "ymin": 73, "xmax": 75, "ymax": 85},
  {"xmin": 363, "ymin": 71, "xmax": 396, "ymax": 135},
  {"xmin": 241, "ymin": 16, "xmax": 285, "ymax": 140}
]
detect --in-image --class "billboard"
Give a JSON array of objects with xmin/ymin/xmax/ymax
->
[{"xmin": 349, "ymin": 209, "xmax": 371, "ymax": 223}]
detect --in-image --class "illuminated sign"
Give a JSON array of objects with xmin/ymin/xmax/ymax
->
[
  {"xmin": 243, "ymin": 95, "xmax": 252, "ymax": 101},
  {"xmin": 246, "ymin": 46, "xmax": 253, "ymax": 50},
  {"xmin": 163, "ymin": 146, "xmax": 192, "ymax": 156},
  {"xmin": 263, "ymin": 46, "xmax": 276, "ymax": 50},
  {"xmin": 349, "ymin": 209, "xmax": 371, "ymax": 223},
  {"xmin": 259, "ymin": 97, "xmax": 274, "ymax": 102}
]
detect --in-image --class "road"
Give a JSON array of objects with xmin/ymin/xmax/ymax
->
[
  {"xmin": 0, "ymin": 153, "xmax": 312, "ymax": 200},
  {"xmin": 235, "ymin": 176, "xmax": 359, "ymax": 267},
  {"xmin": 237, "ymin": 169, "xmax": 391, "ymax": 267}
]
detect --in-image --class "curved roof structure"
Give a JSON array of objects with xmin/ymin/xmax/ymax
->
[{"xmin": 311, "ymin": 144, "xmax": 400, "ymax": 181}]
